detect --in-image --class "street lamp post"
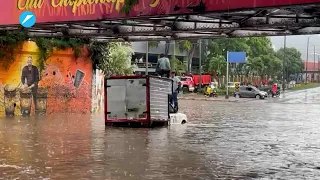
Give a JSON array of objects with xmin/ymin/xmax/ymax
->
[
  {"xmin": 199, "ymin": 39, "xmax": 202, "ymax": 90},
  {"xmin": 306, "ymin": 37, "xmax": 310, "ymax": 82},
  {"xmin": 146, "ymin": 41, "xmax": 149, "ymax": 75}
]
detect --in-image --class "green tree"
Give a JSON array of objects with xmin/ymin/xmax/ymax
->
[
  {"xmin": 205, "ymin": 37, "xmax": 281, "ymax": 78},
  {"xmin": 245, "ymin": 37, "xmax": 273, "ymax": 57},
  {"xmin": 245, "ymin": 57, "xmax": 264, "ymax": 76},
  {"xmin": 170, "ymin": 57, "xmax": 186, "ymax": 75},
  {"xmin": 207, "ymin": 55, "xmax": 227, "ymax": 76},
  {"xmin": 260, "ymin": 54, "xmax": 281, "ymax": 79},
  {"xmin": 275, "ymin": 47, "xmax": 303, "ymax": 81},
  {"xmin": 207, "ymin": 38, "xmax": 250, "ymax": 57},
  {"xmin": 90, "ymin": 42, "xmax": 133, "ymax": 75},
  {"xmin": 204, "ymin": 38, "xmax": 251, "ymax": 74}
]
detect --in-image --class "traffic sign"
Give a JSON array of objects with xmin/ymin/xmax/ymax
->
[
  {"xmin": 19, "ymin": 11, "xmax": 36, "ymax": 28},
  {"xmin": 227, "ymin": 52, "xmax": 246, "ymax": 63},
  {"xmin": 235, "ymin": 82, "xmax": 240, "ymax": 91}
]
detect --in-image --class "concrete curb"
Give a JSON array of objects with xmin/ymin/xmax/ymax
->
[{"xmin": 178, "ymin": 97, "xmax": 240, "ymax": 102}]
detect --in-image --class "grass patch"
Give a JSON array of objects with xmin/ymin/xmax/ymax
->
[
  {"xmin": 216, "ymin": 88, "xmax": 235, "ymax": 95},
  {"xmin": 289, "ymin": 83, "xmax": 320, "ymax": 91}
]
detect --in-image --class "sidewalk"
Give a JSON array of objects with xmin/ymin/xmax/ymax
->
[{"xmin": 178, "ymin": 93, "xmax": 240, "ymax": 102}]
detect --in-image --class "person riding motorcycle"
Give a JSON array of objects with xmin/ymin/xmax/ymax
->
[
  {"xmin": 271, "ymin": 83, "xmax": 278, "ymax": 97},
  {"xmin": 205, "ymin": 83, "xmax": 218, "ymax": 97}
]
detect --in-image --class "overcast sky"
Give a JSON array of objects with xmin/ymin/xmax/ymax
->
[{"xmin": 269, "ymin": 35, "xmax": 320, "ymax": 61}]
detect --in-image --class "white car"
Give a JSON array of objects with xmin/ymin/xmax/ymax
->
[
  {"xmin": 228, "ymin": 82, "xmax": 235, "ymax": 88},
  {"xmin": 169, "ymin": 113, "xmax": 187, "ymax": 125}
]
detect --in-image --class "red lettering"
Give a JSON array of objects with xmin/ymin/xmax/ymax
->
[
  {"xmin": 105, "ymin": 4, "xmax": 111, "ymax": 14},
  {"xmin": 90, "ymin": 4, "xmax": 96, "ymax": 14},
  {"xmin": 61, "ymin": 6, "xmax": 68, "ymax": 16},
  {"xmin": 80, "ymin": 6, "xmax": 86, "ymax": 15},
  {"xmin": 99, "ymin": 4, "xmax": 104, "ymax": 14},
  {"xmin": 74, "ymin": 8, "xmax": 80, "ymax": 16},
  {"xmin": 47, "ymin": 3, "xmax": 54, "ymax": 16}
]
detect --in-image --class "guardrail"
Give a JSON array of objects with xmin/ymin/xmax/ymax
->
[{"xmin": 132, "ymin": 62, "xmax": 157, "ymax": 68}]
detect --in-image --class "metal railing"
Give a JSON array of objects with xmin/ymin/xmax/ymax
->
[{"xmin": 132, "ymin": 62, "xmax": 157, "ymax": 68}]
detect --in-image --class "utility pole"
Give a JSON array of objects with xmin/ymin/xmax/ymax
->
[
  {"xmin": 282, "ymin": 36, "xmax": 286, "ymax": 91},
  {"xmin": 146, "ymin": 41, "xmax": 149, "ymax": 75},
  {"xmin": 173, "ymin": 40, "xmax": 175, "ymax": 59},
  {"xmin": 199, "ymin": 39, "xmax": 202, "ymax": 90},
  {"xmin": 314, "ymin": 45, "xmax": 316, "ymax": 82},
  {"xmin": 226, "ymin": 51, "xmax": 229, "ymax": 99},
  {"xmin": 306, "ymin": 37, "xmax": 310, "ymax": 82},
  {"xmin": 318, "ymin": 55, "xmax": 320, "ymax": 82}
]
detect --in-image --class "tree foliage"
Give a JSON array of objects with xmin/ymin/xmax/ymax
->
[
  {"xmin": 202, "ymin": 37, "xmax": 302, "ymax": 82},
  {"xmin": 0, "ymin": 31, "xmax": 28, "ymax": 69},
  {"xmin": 35, "ymin": 37, "xmax": 88, "ymax": 70},
  {"xmin": 275, "ymin": 47, "xmax": 303, "ymax": 80},
  {"xmin": 170, "ymin": 57, "xmax": 186, "ymax": 75},
  {"xmin": 121, "ymin": 0, "xmax": 139, "ymax": 14},
  {"xmin": 90, "ymin": 42, "xmax": 133, "ymax": 76},
  {"xmin": 207, "ymin": 55, "xmax": 226, "ymax": 76}
]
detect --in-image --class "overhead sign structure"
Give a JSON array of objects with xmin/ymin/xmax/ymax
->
[
  {"xmin": 225, "ymin": 51, "xmax": 246, "ymax": 98},
  {"xmin": 1, "ymin": 0, "xmax": 320, "ymax": 25},
  {"xmin": 227, "ymin": 52, "xmax": 247, "ymax": 63}
]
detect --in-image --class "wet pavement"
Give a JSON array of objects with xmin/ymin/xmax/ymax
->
[{"xmin": 1, "ymin": 88, "xmax": 320, "ymax": 180}]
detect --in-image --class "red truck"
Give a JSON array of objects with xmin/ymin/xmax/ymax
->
[{"xmin": 180, "ymin": 74, "xmax": 211, "ymax": 93}]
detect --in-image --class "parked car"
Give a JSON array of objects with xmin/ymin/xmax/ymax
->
[{"xmin": 234, "ymin": 85, "xmax": 268, "ymax": 99}]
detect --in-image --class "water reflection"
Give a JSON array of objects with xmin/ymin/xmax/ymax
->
[{"xmin": 0, "ymin": 89, "xmax": 320, "ymax": 179}]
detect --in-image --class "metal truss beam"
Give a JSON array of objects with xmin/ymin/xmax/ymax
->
[{"xmin": 2, "ymin": 4, "xmax": 320, "ymax": 41}]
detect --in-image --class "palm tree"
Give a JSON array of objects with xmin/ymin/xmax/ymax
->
[
  {"xmin": 208, "ymin": 55, "xmax": 227, "ymax": 76},
  {"xmin": 245, "ymin": 57, "xmax": 264, "ymax": 77}
]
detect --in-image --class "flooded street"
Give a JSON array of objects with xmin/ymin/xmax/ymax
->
[{"xmin": 1, "ymin": 88, "xmax": 320, "ymax": 180}]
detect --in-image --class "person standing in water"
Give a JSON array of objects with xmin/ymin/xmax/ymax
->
[
  {"xmin": 170, "ymin": 71, "xmax": 181, "ymax": 112},
  {"xmin": 21, "ymin": 56, "xmax": 40, "ymax": 112}
]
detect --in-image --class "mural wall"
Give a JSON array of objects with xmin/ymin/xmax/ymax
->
[
  {"xmin": 0, "ymin": 41, "xmax": 92, "ymax": 116},
  {"xmin": 91, "ymin": 69, "xmax": 104, "ymax": 113}
]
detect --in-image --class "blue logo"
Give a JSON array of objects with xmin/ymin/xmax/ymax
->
[{"xmin": 19, "ymin": 11, "xmax": 36, "ymax": 28}]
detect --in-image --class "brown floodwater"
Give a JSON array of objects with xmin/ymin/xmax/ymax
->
[{"xmin": 1, "ymin": 88, "xmax": 320, "ymax": 180}]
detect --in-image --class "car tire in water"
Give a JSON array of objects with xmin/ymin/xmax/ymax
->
[
  {"xmin": 235, "ymin": 94, "xmax": 240, "ymax": 98},
  {"xmin": 255, "ymin": 95, "xmax": 261, "ymax": 99},
  {"xmin": 182, "ymin": 87, "xmax": 189, "ymax": 93}
]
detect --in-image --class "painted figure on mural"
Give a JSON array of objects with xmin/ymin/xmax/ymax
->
[{"xmin": 21, "ymin": 56, "xmax": 39, "ymax": 115}]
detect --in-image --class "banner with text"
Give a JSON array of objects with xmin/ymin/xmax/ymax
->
[{"xmin": 1, "ymin": 0, "xmax": 320, "ymax": 25}]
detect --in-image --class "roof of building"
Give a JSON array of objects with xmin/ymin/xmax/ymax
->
[{"xmin": 304, "ymin": 61, "xmax": 320, "ymax": 71}]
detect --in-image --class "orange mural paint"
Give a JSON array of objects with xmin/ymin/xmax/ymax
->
[{"xmin": 0, "ymin": 41, "xmax": 92, "ymax": 116}]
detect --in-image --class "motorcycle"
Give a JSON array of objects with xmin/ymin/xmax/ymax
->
[
  {"xmin": 204, "ymin": 86, "xmax": 218, "ymax": 98},
  {"xmin": 268, "ymin": 89, "xmax": 280, "ymax": 97}
]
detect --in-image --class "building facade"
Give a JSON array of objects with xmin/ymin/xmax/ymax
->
[{"xmin": 303, "ymin": 61, "xmax": 320, "ymax": 82}]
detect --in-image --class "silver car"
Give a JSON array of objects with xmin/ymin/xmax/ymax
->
[{"xmin": 234, "ymin": 86, "xmax": 268, "ymax": 99}]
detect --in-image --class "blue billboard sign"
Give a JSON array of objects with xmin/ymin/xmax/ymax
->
[{"xmin": 227, "ymin": 52, "xmax": 246, "ymax": 63}]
